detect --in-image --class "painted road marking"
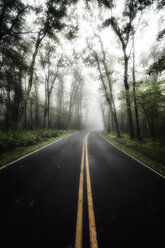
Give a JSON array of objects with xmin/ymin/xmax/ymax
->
[
  {"xmin": 100, "ymin": 133, "xmax": 165, "ymax": 179},
  {"xmin": 85, "ymin": 134, "xmax": 98, "ymax": 248},
  {"xmin": 75, "ymin": 136, "xmax": 86, "ymax": 248},
  {"xmin": 75, "ymin": 134, "xmax": 98, "ymax": 248}
]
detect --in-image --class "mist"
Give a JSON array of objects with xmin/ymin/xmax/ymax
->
[{"xmin": 0, "ymin": 0, "xmax": 165, "ymax": 138}]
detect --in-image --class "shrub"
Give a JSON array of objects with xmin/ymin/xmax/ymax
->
[{"xmin": 0, "ymin": 129, "xmax": 61, "ymax": 152}]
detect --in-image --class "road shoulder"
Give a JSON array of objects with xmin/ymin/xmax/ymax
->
[
  {"xmin": 100, "ymin": 132, "xmax": 165, "ymax": 178},
  {"xmin": 0, "ymin": 131, "xmax": 76, "ymax": 170}
]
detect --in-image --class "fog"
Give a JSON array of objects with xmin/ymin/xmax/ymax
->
[{"xmin": 1, "ymin": 0, "xmax": 165, "ymax": 134}]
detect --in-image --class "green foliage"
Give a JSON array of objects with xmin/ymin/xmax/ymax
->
[
  {"xmin": 157, "ymin": 0, "xmax": 165, "ymax": 9},
  {"xmin": 102, "ymin": 0, "xmax": 155, "ymax": 44},
  {"xmin": 0, "ymin": 0, "xmax": 32, "ymax": 128},
  {"xmin": 0, "ymin": 0, "xmax": 28, "ymax": 42},
  {"xmin": 43, "ymin": 0, "xmax": 78, "ymax": 39},
  {"xmin": 0, "ymin": 130, "xmax": 74, "ymax": 166},
  {"xmin": 0, "ymin": 129, "xmax": 60, "ymax": 152},
  {"xmin": 137, "ymin": 80, "xmax": 165, "ymax": 119},
  {"xmin": 148, "ymin": 55, "xmax": 165, "ymax": 74},
  {"xmin": 0, "ymin": 0, "xmax": 79, "ymax": 129},
  {"xmin": 102, "ymin": 132, "xmax": 165, "ymax": 175}
]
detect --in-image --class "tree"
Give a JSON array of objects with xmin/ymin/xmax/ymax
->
[
  {"xmin": 40, "ymin": 43, "xmax": 62, "ymax": 128},
  {"xmin": 148, "ymin": 54, "xmax": 165, "ymax": 75},
  {"xmin": 20, "ymin": 0, "xmax": 78, "ymax": 122},
  {"xmin": 98, "ymin": 95, "xmax": 110, "ymax": 132},
  {"xmin": 67, "ymin": 68, "xmax": 84, "ymax": 129},
  {"xmin": 97, "ymin": 0, "xmax": 154, "ymax": 138},
  {"xmin": 97, "ymin": 35, "xmax": 120, "ymax": 137},
  {"xmin": 147, "ymin": 1, "xmax": 165, "ymax": 75},
  {"xmin": 0, "ymin": 0, "xmax": 31, "ymax": 43},
  {"xmin": 0, "ymin": 0, "xmax": 31, "ymax": 129},
  {"xmin": 0, "ymin": 40, "xmax": 30, "ymax": 129},
  {"xmin": 56, "ymin": 73, "xmax": 65, "ymax": 129},
  {"xmin": 86, "ymin": 37, "xmax": 120, "ymax": 137},
  {"xmin": 132, "ymin": 32, "xmax": 141, "ymax": 139},
  {"xmin": 137, "ymin": 80, "xmax": 165, "ymax": 139}
]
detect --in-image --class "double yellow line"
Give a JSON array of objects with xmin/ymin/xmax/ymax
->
[{"xmin": 75, "ymin": 133, "xmax": 98, "ymax": 248}]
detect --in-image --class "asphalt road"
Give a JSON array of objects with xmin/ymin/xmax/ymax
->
[{"xmin": 0, "ymin": 131, "xmax": 164, "ymax": 248}]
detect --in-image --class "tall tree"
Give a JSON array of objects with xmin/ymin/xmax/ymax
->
[
  {"xmin": 0, "ymin": 0, "xmax": 31, "ymax": 128},
  {"xmin": 40, "ymin": 43, "xmax": 62, "ymax": 128},
  {"xmin": 86, "ymin": 38, "xmax": 120, "ymax": 137},
  {"xmin": 67, "ymin": 68, "xmax": 84, "ymax": 129},
  {"xmin": 20, "ymin": 0, "xmax": 78, "ymax": 121},
  {"xmin": 97, "ymin": 35, "xmax": 121, "ymax": 137},
  {"xmin": 56, "ymin": 73, "xmax": 65, "ymax": 129},
  {"xmin": 97, "ymin": 0, "xmax": 153, "ymax": 138},
  {"xmin": 137, "ymin": 80, "xmax": 165, "ymax": 139},
  {"xmin": 132, "ymin": 33, "xmax": 141, "ymax": 139}
]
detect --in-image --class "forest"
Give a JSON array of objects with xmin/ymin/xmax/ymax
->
[{"xmin": 0, "ymin": 0, "xmax": 165, "ymax": 169}]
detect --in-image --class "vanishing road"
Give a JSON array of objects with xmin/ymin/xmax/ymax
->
[{"xmin": 0, "ymin": 132, "xmax": 165, "ymax": 248}]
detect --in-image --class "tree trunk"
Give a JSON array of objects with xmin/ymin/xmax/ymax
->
[
  {"xmin": 30, "ymin": 99, "xmax": 33, "ymax": 129},
  {"xmin": 43, "ymin": 108, "xmax": 47, "ymax": 129},
  {"xmin": 35, "ymin": 84, "xmax": 39, "ymax": 129},
  {"xmin": 132, "ymin": 35, "xmax": 141, "ymax": 139},
  {"xmin": 97, "ymin": 35, "xmax": 120, "ymax": 137},
  {"xmin": 102, "ymin": 59, "xmax": 120, "ymax": 137},
  {"xmin": 43, "ymin": 77, "xmax": 48, "ymax": 129},
  {"xmin": 5, "ymin": 85, "xmax": 10, "ymax": 129},
  {"xmin": 20, "ymin": 31, "xmax": 45, "ymax": 121},
  {"xmin": 123, "ymin": 52, "xmax": 135, "ymax": 139},
  {"xmin": 95, "ymin": 54, "xmax": 116, "ymax": 135},
  {"xmin": 47, "ymin": 93, "xmax": 50, "ymax": 129},
  {"xmin": 24, "ymin": 79, "xmax": 27, "ymax": 129},
  {"xmin": 151, "ymin": 118, "xmax": 156, "ymax": 140},
  {"xmin": 24, "ymin": 104, "xmax": 27, "ymax": 129},
  {"xmin": 100, "ymin": 103, "xmax": 107, "ymax": 131},
  {"xmin": 67, "ymin": 104, "xmax": 72, "ymax": 129},
  {"xmin": 140, "ymin": 103, "xmax": 153, "ymax": 139}
]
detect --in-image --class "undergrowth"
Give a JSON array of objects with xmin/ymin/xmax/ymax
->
[
  {"xmin": 0, "ymin": 129, "xmax": 64, "ymax": 152},
  {"xmin": 101, "ymin": 132, "xmax": 165, "ymax": 176}
]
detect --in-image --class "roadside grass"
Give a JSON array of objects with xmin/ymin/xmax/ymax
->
[
  {"xmin": 100, "ymin": 132, "xmax": 165, "ymax": 176},
  {"xmin": 0, "ymin": 130, "xmax": 75, "ymax": 167}
]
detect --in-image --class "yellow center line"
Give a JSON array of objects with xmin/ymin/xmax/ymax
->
[
  {"xmin": 75, "ymin": 135, "xmax": 86, "ymax": 248},
  {"xmin": 75, "ymin": 133, "xmax": 98, "ymax": 248},
  {"xmin": 85, "ymin": 134, "xmax": 98, "ymax": 248}
]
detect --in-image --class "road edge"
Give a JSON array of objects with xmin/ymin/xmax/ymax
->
[
  {"xmin": 0, "ymin": 132, "xmax": 77, "ymax": 171},
  {"xmin": 99, "ymin": 132, "xmax": 165, "ymax": 179}
]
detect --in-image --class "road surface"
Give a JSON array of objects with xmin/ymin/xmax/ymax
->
[{"xmin": 0, "ymin": 131, "xmax": 164, "ymax": 248}]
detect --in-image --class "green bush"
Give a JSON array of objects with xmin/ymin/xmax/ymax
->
[{"xmin": 0, "ymin": 129, "xmax": 61, "ymax": 152}]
